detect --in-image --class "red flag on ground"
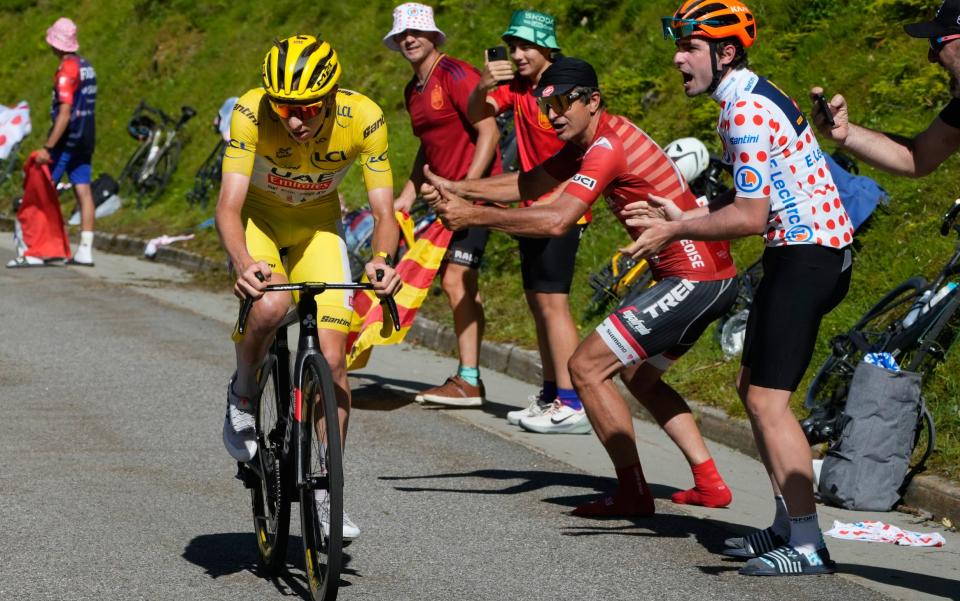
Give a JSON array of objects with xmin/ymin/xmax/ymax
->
[{"xmin": 18, "ymin": 153, "xmax": 71, "ymax": 260}]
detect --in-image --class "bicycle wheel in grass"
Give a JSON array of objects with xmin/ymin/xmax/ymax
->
[
  {"xmin": 148, "ymin": 140, "xmax": 181, "ymax": 205},
  {"xmin": 802, "ymin": 277, "xmax": 927, "ymax": 444},
  {"xmin": 251, "ymin": 353, "xmax": 291, "ymax": 575},
  {"xmin": 119, "ymin": 143, "xmax": 150, "ymax": 208},
  {"xmin": 904, "ymin": 283, "xmax": 960, "ymax": 374},
  {"xmin": 298, "ymin": 354, "xmax": 343, "ymax": 601}
]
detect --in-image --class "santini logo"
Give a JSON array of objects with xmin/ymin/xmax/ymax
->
[{"xmin": 730, "ymin": 134, "xmax": 759, "ymax": 144}]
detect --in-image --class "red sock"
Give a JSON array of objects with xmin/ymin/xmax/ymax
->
[
  {"xmin": 572, "ymin": 462, "xmax": 655, "ymax": 517},
  {"xmin": 670, "ymin": 458, "xmax": 732, "ymax": 508}
]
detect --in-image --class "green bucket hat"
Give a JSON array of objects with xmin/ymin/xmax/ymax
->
[{"xmin": 501, "ymin": 10, "xmax": 560, "ymax": 50}]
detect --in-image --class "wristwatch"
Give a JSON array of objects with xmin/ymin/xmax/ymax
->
[{"xmin": 374, "ymin": 251, "xmax": 393, "ymax": 267}]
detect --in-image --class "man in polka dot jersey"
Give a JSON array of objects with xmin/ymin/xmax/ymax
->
[{"xmin": 626, "ymin": 0, "xmax": 852, "ymax": 577}]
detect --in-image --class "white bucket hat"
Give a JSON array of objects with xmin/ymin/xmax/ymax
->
[{"xmin": 383, "ymin": 3, "xmax": 446, "ymax": 51}]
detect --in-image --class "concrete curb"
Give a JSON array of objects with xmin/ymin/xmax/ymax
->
[{"xmin": 4, "ymin": 214, "xmax": 957, "ymax": 523}]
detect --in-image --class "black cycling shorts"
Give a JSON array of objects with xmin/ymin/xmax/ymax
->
[
  {"xmin": 444, "ymin": 227, "xmax": 490, "ymax": 269},
  {"xmin": 741, "ymin": 244, "xmax": 852, "ymax": 391},
  {"xmin": 517, "ymin": 224, "xmax": 587, "ymax": 293},
  {"xmin": 596, "ymin": 276, "xmax": 739, "ymax": 369}
]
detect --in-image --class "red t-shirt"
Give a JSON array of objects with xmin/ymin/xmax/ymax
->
[
  {"xmin": 404, "ymin": 54, "xmax": 501, "ymax": 180},
  {"xmin": 542, "ymin": 112, "xmax": 736, "ymax": 281}
]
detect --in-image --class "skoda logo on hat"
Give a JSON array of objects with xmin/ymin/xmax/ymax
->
[{"xmin": 541, "ymin": 85, "xmax": 555, "ymax": 97}]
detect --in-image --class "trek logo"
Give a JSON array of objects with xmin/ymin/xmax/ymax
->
[
  {"xmin": 730, "ymin": 134, "xmax": 759, "ymax": 145},
  {"xmin": 234, "ymin": 103, "xmax": 258, "ymax": 125},
  {"xmin": 571, "ymin": 174, "xmax": 597, "ymax": 191},
  {"xmin": 276, "ymin": 147, "xmax": 293, "ymax": 159},
  {"xmin": 641, "ymin": 280, "xmax": 695, "ymax": 319},
  {"xmin": 363, "ymin": 151, "xmax": 390, "ymax": 173},
  {"xmin": 320, "ymin": 315, "xmax": 352, "ymax": 328},
  {"xmin": 735, "ymin": 166, "xmax": 763, "ymax": 193},
  {"xmin": 363, "ymin": 116, "xmax": 385, "ymax": 139},
  {"xmin": 267, "ymin": 169, "xmax": 334, "ymax": 191},
  {"xmin": 785, "ymin": 225, "xmax": 814, "ymax": 243},
  {"xmin": 620, "ymin": 309, "xmax": 651, "ymax": 335}
]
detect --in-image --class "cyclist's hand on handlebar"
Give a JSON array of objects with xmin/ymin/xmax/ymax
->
[
  {"xmin": 234, "ymin": 260, "xmax": 272, "ymax": 300},
  {"xmin": 365, "ymin": 260, "xmax": 402, "ymax": 297},
  {"xmin": 809, "ymin": 86, "xmax": 849, "ymax": 144}
]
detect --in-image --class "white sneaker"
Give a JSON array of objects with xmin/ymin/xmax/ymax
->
[
  {"xmin": 315, "ymin": 489, "xmax": 360, "ymax": 540},
  {"xmin": 506, "ymin": 390, "xmax": 553, "ymax": 425},
  {"xmin": 222, "ymin": 376, "xmax": 257, "ymax": 462},
  {"xmin": 519, "ymin": 400, "xmax": 592, "ymax": 434}
]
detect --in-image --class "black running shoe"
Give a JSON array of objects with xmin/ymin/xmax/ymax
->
[
  {"xmin": 739, "ymin": 545, "xmax": 837, "ymax": 576},
  {"xmin": 723, "ymin": 527, "xmax": 787, "ymax": 558}
]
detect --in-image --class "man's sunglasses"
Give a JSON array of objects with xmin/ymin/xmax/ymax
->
[
  {"xmin": 536, "ymin": 89, "xmax": 589, "ymax": 116},
  {"xmin": 930, "ymin": 34, "xmax": 960, "ymax": 53},
  {"xmin": 269, "ymin": 98, "xmax": 327, "ymax": 121},
  {"xmin": 661, "ymin": 17, "xmax": 723, "ymax": 41}
]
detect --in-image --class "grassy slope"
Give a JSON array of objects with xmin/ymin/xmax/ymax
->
[{"xmin": 1, "ymin": 0, "xmax": 956, "ymax": 479}]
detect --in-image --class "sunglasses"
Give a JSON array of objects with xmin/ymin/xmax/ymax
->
[
  {"xmin": 930, "ymin": 34, "xmax": 960, "ymax": 53},
  {"xmin": 536, "ymin": 89, "xmax": 589, "ymax": 116},
  {"xmin": 661, "ymin": 17, "xmax": 723, "ymax": 41},
  {"xmin": 268, "ymin": 98, "xmax": 326, "ymax": 121}
]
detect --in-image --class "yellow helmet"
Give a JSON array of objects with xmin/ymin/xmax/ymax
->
[{"xmin": 261, "ymin": 35, "xmax": 341, "ymax": 103}]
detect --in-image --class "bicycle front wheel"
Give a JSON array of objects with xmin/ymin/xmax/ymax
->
[
  {"xmin": 251, "ymin": 353, "xmax": 291, "ymax": 574},
  {"xmin": 298, "ymin": 354, "xmax": 343, "ymax": 601}
]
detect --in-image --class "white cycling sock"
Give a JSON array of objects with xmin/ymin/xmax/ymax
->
[
  {"xmin": 788, "ymin": 513, "xmax": 824, "ymax": 556},
  {"xmin": 771, "ymin": 495, "xmax": 790, "ymax": 538},
  {"xmin": 74, "ymin": 231, "xmax": 94, "ymax": 263}
]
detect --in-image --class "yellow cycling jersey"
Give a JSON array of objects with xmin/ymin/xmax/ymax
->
[{"xmin": 222, "ymin": 87, "xmax": 393, "ymax": 212}]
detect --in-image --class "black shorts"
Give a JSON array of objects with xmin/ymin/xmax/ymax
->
[
  {"xmin": 596, "ymin": 277, "xmax": 739, "ymax": 368},
  {"xmin": 444, "ymin": 227, "xmax": 489, "ymax": 269},
  {"xmin": 516, "ymin": 224, "xmax": 586, "ymax": 293},
  {"xmin": 742, "ymin": 244, "xmax": 853, "ymax": 391}
]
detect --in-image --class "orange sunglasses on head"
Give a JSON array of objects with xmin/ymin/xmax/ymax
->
[{"xmin": 268, "ymin": 98, "xmax": 326, "ymax": 120}]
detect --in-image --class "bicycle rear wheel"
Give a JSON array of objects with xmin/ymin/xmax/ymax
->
[
  {"xmin": 802, "ymin": 277, "xmax": 927, "ymax": 444},
  {"xmin": 250, "ymin": 354, "xmax": 291, "ymax": 574},
  {"xmin": 298, "ymin": 354, "xmax": 343, "ymax": 601}
]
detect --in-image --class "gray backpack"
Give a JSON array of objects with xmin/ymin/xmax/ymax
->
[{"xmin": 817, "ymin": 362, "xmax": 932, "ymax": 511}]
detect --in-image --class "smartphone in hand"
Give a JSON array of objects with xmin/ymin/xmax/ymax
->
[
  {"xmin": 486, "ymin": 46, "xmax": 508, "ymax": 62},
  {"xmin": 814, "ymin": 93, "xmax": 835, "ymax": 128}
]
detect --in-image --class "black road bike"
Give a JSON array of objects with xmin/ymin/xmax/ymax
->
[
  {"xmin": 236, "ymin": 275, "xmax": 398, "ymax": 601},
  {"xmin": 799, "ymin": 200, "xmax": 960, "ymax": 468},
  {"xmin": 120, "ymin": 101, "xmax": 196, "ymax": 208}
]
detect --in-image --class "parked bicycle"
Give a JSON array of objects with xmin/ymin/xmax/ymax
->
[
  {"xmin": 187, "ymin": 97, "xmax": 235, "ymax": 210},
  {"xmin": 799, "ymin": 200, "xmax": 960, "ymax": 464},
  {"xmin": 120, "ymin": 101, "xmax": 196, "ymax": 209},
  {"xmin": 236, "ymin": 275, "xmax": 399, "ymax": 601}
]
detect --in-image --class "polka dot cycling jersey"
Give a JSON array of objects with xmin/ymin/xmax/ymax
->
[{"xmin": 713, "ymin": 69, "xmax": 853, "ymax": 249}]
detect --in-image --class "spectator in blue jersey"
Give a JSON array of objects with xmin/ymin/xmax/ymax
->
[
  {"xmin": 34, "ymin": 17, "xmax": 97, "ymax": 266},
  {"xmin": 811, "ymin": 0, "xmax": 960, "ymax": 179}
]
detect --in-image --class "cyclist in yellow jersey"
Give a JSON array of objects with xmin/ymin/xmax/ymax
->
[{"xmin": 216, "ymin": 37, "xmax": 400, "ymax": 534}]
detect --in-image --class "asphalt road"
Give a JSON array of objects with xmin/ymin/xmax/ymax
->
[{"xmin": 0, "ymin": 255, "xmax": 892, "ymax": 601}]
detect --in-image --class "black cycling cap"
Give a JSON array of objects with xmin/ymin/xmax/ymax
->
[
  {"xmin": 904, "ymin": 0, "xmax": 960, "ymax": 38},
  {"xmin": 533, "ymin": 57, "xmax": 599, "ymax": 97}
]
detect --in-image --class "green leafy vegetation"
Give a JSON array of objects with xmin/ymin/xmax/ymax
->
[{"xmin": 1, "ymin": 0, "xmax": 957, "ymax": 479}]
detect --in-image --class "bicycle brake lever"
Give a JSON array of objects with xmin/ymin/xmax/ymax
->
[
  {"xmin": 941, "ymin": 199, "xmax": 960, "ymax": 236},
  {"xmin": 373, "ymin": 269, "xmax": 402, "ymax": 332},
  {"xmin": 237, "ymin": 272, "xmax": 266, "ymax": 335}
]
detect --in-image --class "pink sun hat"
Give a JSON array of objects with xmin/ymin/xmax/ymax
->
[
  {"xmin": 46, "ymin": 17, "xmax": 79, "ymax": 53},
  {"xmin": 383, "ymin": 3, "xmax": 446, "ymax": 51}
]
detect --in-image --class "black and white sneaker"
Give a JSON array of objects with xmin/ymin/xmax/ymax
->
[
  {"xmin": 739, "ymin": 545, "xmax": 837, "ymax": 576},
  {"xmin": 723, "ymin": 526, "xmax": 788, "ymax": 558}
]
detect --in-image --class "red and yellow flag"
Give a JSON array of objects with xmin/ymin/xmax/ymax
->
[{"xmin": 345, "ymin": 212, "xmax": 452, "ymax": 370}]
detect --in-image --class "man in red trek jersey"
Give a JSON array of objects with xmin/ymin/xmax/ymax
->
[
  {"xmin": 423, "ymin": 57, "xmax": 739, "ymax": 515},
  {"xmin": 386, "ymin": 3, "xmax": 501, "ymax": 407}
]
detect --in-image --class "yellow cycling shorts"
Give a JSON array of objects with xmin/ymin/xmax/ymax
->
[{"xmin": 241, "ymin": 197, "xmax": 354, "ymax": 333}]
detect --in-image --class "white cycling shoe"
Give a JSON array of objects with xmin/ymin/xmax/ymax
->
[{"xmin": 223, "ymin": 376, "xmax": 257, "ymax": 462}]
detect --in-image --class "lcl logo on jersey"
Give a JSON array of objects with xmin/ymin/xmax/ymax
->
[
  {"xmin": 735, "ymin": 166, "xmax": 763, "ymax": 193},
  {"xmin": 311, "ymin": 150, "xmax": 348, "ymax": 168}
]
